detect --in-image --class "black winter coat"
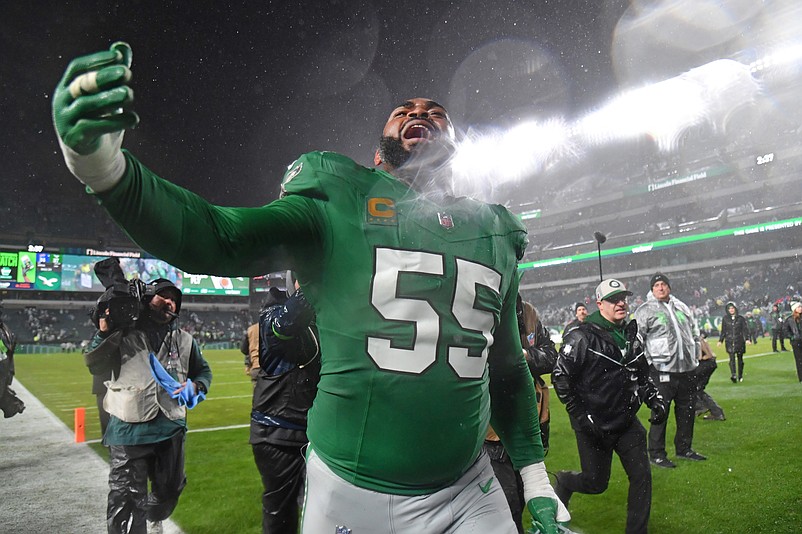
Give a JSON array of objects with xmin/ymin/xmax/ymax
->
[
  {"xmin": 250, "ymin": 291, "xmax": 321, "ymax": 448},
  {"xmin": 0, "ymin": 322, "xmax": 17, "ymax": 387},
  {"xmin": 783, "ymin": 315, "xmax": 802, "ymax": 343},
  {"xmin": 553, "ymin": 319, "xmax": 661, "ymax": 435},
  {"xmin": 719, "ymin": 313, "xmax": 748, "ymax": 354}
]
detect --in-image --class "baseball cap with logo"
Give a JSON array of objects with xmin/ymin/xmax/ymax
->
[{"xmin": 595, "ymin": 279, "xmax": 633, "ymax": 302}]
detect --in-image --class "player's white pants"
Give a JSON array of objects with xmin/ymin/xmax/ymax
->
[{"xmin": 301, "ymin": 448, "xmax": 517, "ymax": 533}]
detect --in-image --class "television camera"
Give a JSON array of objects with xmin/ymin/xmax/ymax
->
[{"xmin": 89, "ymin": 257, "xmax": 155, "ymax": 330}]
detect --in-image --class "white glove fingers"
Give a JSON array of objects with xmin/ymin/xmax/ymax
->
[
  {"xmin": 59, "ymin": 49, "xmax": 124, "ymax": 94},
  {"xmin": 68, "ymin": 66, "xmax": 133, "ymax": 100}
]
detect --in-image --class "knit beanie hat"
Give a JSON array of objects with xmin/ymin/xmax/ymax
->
[{"xmin": 650, "ymin": 272, "xmax": 670, "ymax": 289}]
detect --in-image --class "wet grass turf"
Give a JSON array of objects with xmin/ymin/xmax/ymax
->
[{"xmin": 15, "ymin": 338, "xmax": 802, "ymax": 533}]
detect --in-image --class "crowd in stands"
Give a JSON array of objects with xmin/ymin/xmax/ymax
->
[
  {"xmin": 1, "ymin": 306, "xmax": 94, "ymax": 345},
  {"xmin": 2, "ymin": 304, "xmax": 253, "ymax": 349},
  {"xmin": 180, "ymin": 310, "xmax": 252, "ymax": 347},
  {"xmin": 529, "ymin": 261, "xmax": 802, "ymax": 335},
  {"xmin": 3, "ymin": 258, "xmax": 800, "ymax": 349}
]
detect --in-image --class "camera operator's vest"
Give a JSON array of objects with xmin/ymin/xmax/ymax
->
[{"xmin": 103, "ymin": 328, "xmax": 194, "ymax": 422}]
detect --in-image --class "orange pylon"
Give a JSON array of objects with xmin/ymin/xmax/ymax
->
[{"xmin": 74, "ymin": 407, "xmax": 86, "ymax": 443}]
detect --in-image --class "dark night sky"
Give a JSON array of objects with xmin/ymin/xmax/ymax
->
[
  {"xmin": 1, "ymin": 0, "xmax": 630, "ymax": 210},
  {"xmin": 5, "ymin": 0, "xmax": 795, "ymax": 227}
]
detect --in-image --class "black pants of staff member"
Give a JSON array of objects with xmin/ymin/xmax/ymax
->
[
  {"xmin": 694, "ymin": 359, "xmax": 725, "ymax": 419},
  {"xmin": 555, "ymin": 420, "xmax": 651, "ymax": 534},
  {"xmin": 107, "ymin": 431, "xmax": 187, "ymax": 534},
  {"xmin": 483, "ymin": 440, "xmax": 525, "ymax": 534},
  {"xmin": 252, "ymin": 441, "xmax": 307, "ymax": 534},
  {"xmin": 648, "ymin": 369, "xmax": 697, "ymax": 458},
  {"xmin": 771, "ymin": 329, "xmax": 787, "ymax": 352},
  {"xmin": 728, "ymin": 351, "xmax": 745, "ymax": 381},
  {"xmin": 92, "ymin": 374, "xmax": 111, "ymax": 437},
  {"xmin": 791, "ymin": 341, "xmax": 802, "ymax": 382},
  {"xmin": 96, "ymin": 392, "xmax": 110, "ymax": 437}
]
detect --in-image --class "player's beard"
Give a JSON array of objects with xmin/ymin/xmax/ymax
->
[
  {"xmin": 378, "ymin": 136, "xmax": 411, "ymax": 169},
  {"xmin": 380, "ymin": 135, "xmax": 457, "ymax": 197}
]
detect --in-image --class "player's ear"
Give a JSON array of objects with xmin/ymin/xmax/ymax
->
[{"xmin": 374, "ymin": 148, "xmax": 382, "ymax": 166}]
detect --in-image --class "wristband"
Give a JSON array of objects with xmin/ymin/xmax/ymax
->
[{"xmin": 58, "ymin": 132, "xmax": 126, "ymax": 193}]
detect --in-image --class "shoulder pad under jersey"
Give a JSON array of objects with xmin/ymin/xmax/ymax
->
[
  {"xmin": 490, "ymin": 203, "xmax": 528, "ymax": 260},
  {"xmin": 280, "ymin": 151, "xmax": 375, "ymax": 199}
]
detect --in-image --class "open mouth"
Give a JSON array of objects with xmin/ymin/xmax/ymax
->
[{"xmin": 403, "ymin": 122, "xmax": 434, "ymax": 140}]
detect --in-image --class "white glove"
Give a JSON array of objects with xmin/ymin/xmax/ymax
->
[
  {"xmin": 57, "ymin": 132, "xmax": 126, "ymax": 193},
  {"xmin": 521, "ymin": 462, "xmax": 571, "ymax": 523}
]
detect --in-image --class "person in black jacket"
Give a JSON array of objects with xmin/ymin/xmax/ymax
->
[
  {"xmin": 0, "ymin": 312, "xmax": 25, "ymax": 419},
  {"xmin": 770, "ymin": 303, "xmax": 787, "ymax": 352},
  {"xmin": 86, "ymin": 277, "xmax": 213, "ymax": 534},
  {"xmin": 782, "ymin": 301, "xmax": 802, "ymax": 382},
  {"xmin": 694, "ymin": 332, "xmax": 726, "ymax": 421},
  {"xmin": 552, "ymin": 279, "xmax": 666, "ymax": 534},
  {"xmin": 250, "ymin": 284, "xmax": 320, "ymax": 534},
  {"xmin": 717, "ymin": 302, "xmax": 750, "ymax": 383},
  {"xmin": 562, "ymin": 302, "xmax": 588, "ymax": 340}
]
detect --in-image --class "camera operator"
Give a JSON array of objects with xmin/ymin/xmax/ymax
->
[
  {"xmin": 0, "ymin": 310, "xmax": 25, "ymax": 419},
  {"xmin": 85, "ymin": 277, "xmax": 212, "ymax": 534}
]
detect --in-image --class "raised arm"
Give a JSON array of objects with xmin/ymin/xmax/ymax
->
[{"xmin": 53, "ymin": 42, "xmax": 321, "ymax": 276}]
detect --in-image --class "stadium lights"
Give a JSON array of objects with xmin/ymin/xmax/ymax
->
[
  {"xmin": 451, "ymin": 118, "xmax": 573, "ymax": 186},
  {"xmin": 451, "ymin": 44, "xmax": 795, "ymax": 186},
  {"xmin": 750, "ymin": 42, "xmax": 802, "ymax": 73},
  {"xmin": 518, "ymin": 216, "xmax": 802, "ymax": 271}
]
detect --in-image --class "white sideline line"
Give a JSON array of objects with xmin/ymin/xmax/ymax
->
[
  {"xmin": 79, "ymin": 352, "xmax": 788, "ymax": 443},
  {"xmin": 58, "ymin": 394, "xmax": 251, "ymax": 412},
  {"xmin": 188, "ymin": 424, "xmax": 250, "ymax": 433},
  {"xmin": 742, "ymin": 351, "xmax": 779, "ymax": 359},
  {"xmin": 61, "ymin": 405, "xmax": 99, "ymax": 412},
  {"xmin": 84, "ymin": 423, "xmax": 250, "ymax": 444}
]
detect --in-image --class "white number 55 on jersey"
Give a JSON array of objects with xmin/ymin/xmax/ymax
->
[{"xmin": 368, "ymin": 247, "xmax": 501, "ymax": 378}]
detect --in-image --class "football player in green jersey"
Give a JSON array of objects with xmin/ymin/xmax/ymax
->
[{"xmin": 53, "ymin": 42, "xmax": 569, "ymax": 534}]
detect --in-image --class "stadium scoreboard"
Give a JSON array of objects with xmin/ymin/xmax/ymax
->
[{"xmin": 0, "ymin": 246, "xmax": 250, "ymax": 296}]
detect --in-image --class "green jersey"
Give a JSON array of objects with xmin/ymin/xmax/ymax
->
[{"xmin": 99, "ymin": 150, "xmax": 543, "ymax": 494}]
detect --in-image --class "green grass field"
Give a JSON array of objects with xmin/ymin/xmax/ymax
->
[{"xmin": 14, "ymin": 337, "xmax": 802, "ymax": 533}]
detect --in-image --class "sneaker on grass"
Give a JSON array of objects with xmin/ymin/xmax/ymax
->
[
  {"xmin": 650, "ymin": 456, "xmax": 676, "ymax": 469},
  {"xmin": 677, "ymin": 450, "xmax": 707, "ymax": 461}
]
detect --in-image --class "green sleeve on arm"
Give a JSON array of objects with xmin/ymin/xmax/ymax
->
[
  {"xmin": 94, "ymin": 150, "xmax": 322, "ymax": 276},
  {"xmin": 87, "ymin": 331, "xmax": 105, "ymax": 351},
  {"xmin": 488, "ymin": 277, "xmax": 544, "ymax": 470}
]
